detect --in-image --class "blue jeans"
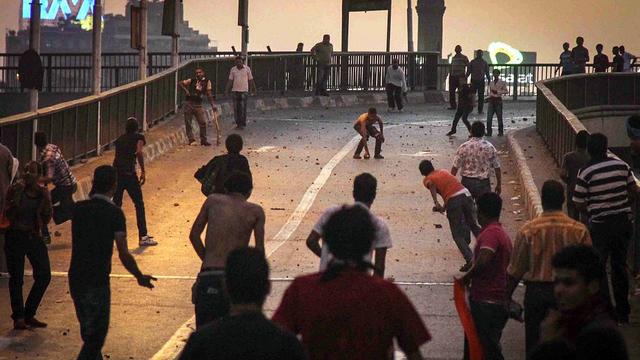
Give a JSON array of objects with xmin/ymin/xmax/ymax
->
[
  {"xmin": 486, "ymin": 100, "xmax": 504, "ymax": 135},
  {"xmin": 233, "ymin": 92, "xmax": 248, "ymax": 127},
  {"xmin": 71, "ymin": 286, "xmax": 110, "ymax": 360}
]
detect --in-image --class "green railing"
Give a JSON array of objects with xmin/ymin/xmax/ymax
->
[
  {"xmin": 0, "ymin": 51, "xmax": 440, "ymax": 166},
  {"xmin": 536, "ymin": 72, "xmax": 640, "ymax": 165}
]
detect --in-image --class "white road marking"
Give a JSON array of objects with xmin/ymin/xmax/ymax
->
[
  {"xmin": 400, "ymin": 151, "xmax": 440, "ymax": 157},
  {"xmin": 151, "ymin": 132, "xmax": 366, "ymax": 360}
]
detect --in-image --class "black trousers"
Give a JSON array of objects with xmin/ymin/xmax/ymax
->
[
  {"xmin": 464, "ymin": 300, "xmax": 508, "ymax": 360},
  {"xmin": 449, "ymin": 75, "xmax": 463, "ymax": 108},
  {"xmin": 113, "ymin": 173, "xmax": 148, "ymax": 238},
  {"xmin": 192, "ymin": 270, "xmax": 230, "ymax": 329},
  {"xmin": 71, "ymin": 286, "xmax": 110, "ymax": 360},
  {"xmin": 4, "ymin": 229, "xmax": 51, "ymax": 320},
  {"xmin": 471, "ymin": 79, "xmax": 486, "ymax": 113},
  {"xmin": 461, "ymin": 177, "xmax": 491, "ymax": 203},
  {"xmin": 452, "ymin": 105, "xmax": 473, "ymax": 132},
  {"xmin": 315, "ymin": 64, "xmax": 330, "ymax": 95},
  {"xmin": 524, "ymin": 282, "xmax": 556, "ymax": 355},
  {"xmin": 353, "ymin": 123, "xmax": 382, "ymax": 156},
  {"xmin": 590, "ymin": 215, "xmax": 632, "ymax": 321},
  {"xmin": 42, "ymin": 183, "xmax": 76, "ymax": 237},
  {"xmin": 386, "ymin": 83, "xmax": 404, "ymax": 110},
  {"xmin": 486, "ymin": 100, "xmax": 504, "ymax": 136}
]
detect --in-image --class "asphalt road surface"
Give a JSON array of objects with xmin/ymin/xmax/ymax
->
[{"xmin": 0, "ymin": 103, "xmax": 539, "ymax": 359}]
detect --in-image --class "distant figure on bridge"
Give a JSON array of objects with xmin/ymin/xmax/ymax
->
[
  {"xmin": 560, "ymin": 130, "xmax": 590, "ymax": 223},
  {"xmin": 419, "ymin": 160, "xmax": 481, "ymax": 271},
  {"xmin": 570, "ymin": 37, "xmax": 589, "ymax": 74},
  {"xmin": 486, "ymin": 69, "xmax": 509, "ymax": 137},
  {"xmin": 225, "ymin": 56, "xmax": 257, "ymax": 130},
  {"xmin": 273, "ymin": 205, "xmax": 431, "ymax": 359},
  {"xmin": 310, "ymin": 34, "xmax": 333, "ymax": 96},
  {"xmin": 306, "ymin": 173, "xmax": 392, "ymax": 277},
  {"xmin": 448, "ymin": 45, "xmax": 470, "ymax": 110},
  {"xmin": 385, "ymin": 58, "xmax": 408, "ymax": 112},
  {"xmin": 467, "ymin": 50, "xmax": 491, "ymax": 114},
  {"xmin": 459, "ymin": 192, "xmax": 512, "ymax": 360},
  {"xmin": 179, "ymin": 67, "xmax": 216, "ymax": 146},
  {"xmin": 69, "ymin": 165, "xmax": 156, "ymax": 360},
  {"xmin": 447, "ymin": 82, "xmax": 474, "ymax": 136},
  {"xmin": 451, "ymin": 121, "xmax": 502, "ymax": 201},
  {"xmin": 35, "ymin": 132, "xmax": 77, "ymax": 244},
  {"xmin": 4, "ymin": 161, "xmax": 51, "ymax": 330},
  {"xmin": 506, "ymin": 180, "xmax": 592, "ymax": 354},
  {"xmin": 113, "ymin": 117, "xmax": 157, "ymax": 247},
  {"xmin": 353, "ymin": 108, "xmax": 385, "ymax": 160},
  {"xmin": 556, "ymin": 42, "xmax": 574, "ymax": 76},
  {"xmin": 189, "ymin": 171, "xmax": 265, "ymax": 328},
  {"xmin": 573, "ymin": 133, "xmax": 637, "ymax": 324},
  {"xmin": 612, "ymin": 46, "xmax": 625, "ymax": 73},
  {"xmin": 179, "ymin": 247, "xmax": 305, "ymax": 360},
  {"xmin": 619, "ymin": 45, "xmax": 638, "ymax": 72},
  {"xmin": 289, "ymin": 42, "xmax": 305, "ymax": 91},
  {"xmin": 593, "ymin": 44, "xmax": 610, "ymax": 73}
]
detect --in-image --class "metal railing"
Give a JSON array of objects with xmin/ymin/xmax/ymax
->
[
  {"xmin": 0, "ymin": 51, "xmax": 440, "ymax": 165},
  {"xmin": 0, "ymin": 51, "xmax": 437, "ymax": 93},
  {"xmin": 536, "ymin": 72, "xmax": 640, "ymax": 165},
  {"xmin": 437, "ymin": 63, "xmax": 640, "ymax": 100}
]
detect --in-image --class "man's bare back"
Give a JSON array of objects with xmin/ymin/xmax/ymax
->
[{"xmin": 190, "ymin": 193, "xmax": 265, "ymax": 268}]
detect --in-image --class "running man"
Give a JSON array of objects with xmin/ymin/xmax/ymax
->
[
  {"xmin": 353, "ymin": 107, "xmax": 385, "ymax": 160},
  {"xmin": 419, "ymin": 160, "xmax": 481, "ymax": 271},
  {"xmin": 189, "ymin": 171, "xmax": 265, "ymax": 328},
  {"xmin": 179, "ymin": 67, "xmax": 216, "ymax": 146}
]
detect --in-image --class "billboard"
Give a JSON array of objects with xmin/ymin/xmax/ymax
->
[
  {"xmin": 20, "ymin": 0, "xmax": 95, "ymax": 30},
  {"xmin": 347, "ymin": 0, "xmax": 391, "ymax": 12},
  {"xmin": 484, "ymin": 42, "xmax": 537, "ymax": 85}
]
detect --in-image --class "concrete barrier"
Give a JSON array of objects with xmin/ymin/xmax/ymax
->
[{"xmin": 507, "ymin": 132, "xmax": 543, "ymax": 219}]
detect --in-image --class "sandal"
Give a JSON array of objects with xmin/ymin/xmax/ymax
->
[{"xmin": 364, "ymin": 153, "xmax": 371, "ymax": 159}]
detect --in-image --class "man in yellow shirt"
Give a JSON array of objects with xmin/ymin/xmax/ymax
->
[{"xmin": 353, "ymin": 108, "xmax": 385, "ymax": 160}]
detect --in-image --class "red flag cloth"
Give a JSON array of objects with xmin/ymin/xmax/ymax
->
[{"xmin": 454, "ymin": 278, "xmax": 484, "ymax": 360}]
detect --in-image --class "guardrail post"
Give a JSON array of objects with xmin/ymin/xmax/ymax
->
[
  {"xmin": 46, "ymin": 54, "xmax": 52, "ymax": 92},
  {"xmin": 363, "ymin": 55, "xmax": 370, "ymax": 91},
  {"xmin": 513, "ymin": 66, "xmax": 519, "ymax": 100},
  {"xmin": 96, "ymin": 100, "xmax": 102, "ymax": 155},
  {"xmin": 148, "ymin": 53, "xmax": 153, "ymax": 76}
]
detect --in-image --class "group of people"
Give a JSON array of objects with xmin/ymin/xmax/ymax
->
[
  {"xmin": 447, "ymin": 45, "xmax": 509, "ymax": 137},
  {"xmin": 557, "ymin": 37, "xmax": 638, "ymax": 76}
]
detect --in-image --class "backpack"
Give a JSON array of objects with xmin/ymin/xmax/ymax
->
[{"xmin": 194, "ymin": 156, "xmax": 228, "ymax": 196}]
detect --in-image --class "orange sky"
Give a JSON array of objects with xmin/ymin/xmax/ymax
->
[{"xmin": 1, "ymin": 0, "xmax": 639, "ymax": 62}]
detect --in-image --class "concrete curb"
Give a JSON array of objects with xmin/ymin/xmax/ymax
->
[
  {"xmin": 72, "ymin": 91, "xmax": 444, "ymax": 201},
  {"xmin": 507, "ymin": 131, "xmax": 543, "ymax": 219}
]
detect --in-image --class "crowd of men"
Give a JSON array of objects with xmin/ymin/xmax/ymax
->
[{"xmin": 557, "ymin": 37, "xmax": 638, "ymax": 76}]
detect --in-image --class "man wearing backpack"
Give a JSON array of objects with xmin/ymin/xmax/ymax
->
[{"xmin": 195, "ymin": 134, "xmax": 252, "ymax": 196}]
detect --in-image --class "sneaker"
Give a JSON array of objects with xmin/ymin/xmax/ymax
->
[
  {"xmin": 25, "ymin": 317, "xmax": 47, "ymax": 328},
  {"xmin": 374, "ymin": 154, "xmax": 384, "ymax": 159},
  {"xmin": 201, "ymin": 141, "xmax": 212, "ymax": 146},
  {"xmin": 363, "ymin": 153, "xmax": 371, "ymax": 160},
  {"xmin": 353, "ymin": 154, "xmax": 362, "ymax": 159},
  {"xmin": 398, "ymin": 108, "xmax": 404, "ymax": 113},
  {"xmin": 139, "ymin": 235, "xmax": 158, "ymax": 246},
  {"xmin": 446, "ymin": 130, "xmax": 456, "ymax": 136},
  {"xmin": 13, "ymin": 319, "xmax": 29, "ymax": 330}
]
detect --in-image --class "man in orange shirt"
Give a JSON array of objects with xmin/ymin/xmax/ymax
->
[
  {"xmin": 353, "ymin": 107, "xmax": 385, "ymax": 160},
  {"xmin": 419, "ymin": 160, "xmax": 481, "ymax": 271}
]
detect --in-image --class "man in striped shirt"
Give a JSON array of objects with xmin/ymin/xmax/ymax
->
[{"xmin": 572, "ymin": 133, "xmax": 638, "ymax": 324}]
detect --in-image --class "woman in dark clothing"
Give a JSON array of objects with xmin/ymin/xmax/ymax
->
[
  {"xmin": 447, "ymin": 83, "xmax": 475, "ymax": 136},
  {"xmin": 4, "ymin": 161, "xmax": 52, "ymax": 330}
]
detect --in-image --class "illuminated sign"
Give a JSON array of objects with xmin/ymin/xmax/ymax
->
[
  {"xmin": 488, "ymin": 42, "xmax": 523, "ymax": 67},
  {"xmin": 20, "ymin": 0, "xmax": 95, "ymax": 29},
  {"xmin": 486, "ymin": 42, "xmax": 537, "ymax": 85}
]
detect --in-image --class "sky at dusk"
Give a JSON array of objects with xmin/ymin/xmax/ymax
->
[{"xmin": 1, "ymin": 0, "xmax": 639, "ymax": 62}]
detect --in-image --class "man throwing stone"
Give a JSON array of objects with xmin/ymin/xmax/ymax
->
[
  {"xmin": 353, "ymin": 107, "xmax": 385, "ymax": 160},
  {"xmin": 189, "ymin": 171, "xmax": 265, "ymax": 328},
  {"xmin": 179, "ymin": 67, "xmax": 216, "ymax": 146}
]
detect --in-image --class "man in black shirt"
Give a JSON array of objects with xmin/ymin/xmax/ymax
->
[
  {"xmin": 113, "ymin": 117, "xmax": 157, "ymax": 246},
  {"xmin": 196, "ymin": 134, "xmax": 252, "ymax": 196},
  {"xmin": 179, "ymin": 247, "xmax": 305, "ymax": 360},
  {"xmin": 69, "ymin": 165, "xmax": 156, "ymax": 360},
  {"xmin": 612, "ymin": 46, "xmax": 625, "ymax": 73},
  {"xmin": 570, "ymin": 36, "xmax": 589, "ymax": 74},
  {"xmin": 593, "ymin": 44, "xmax": 609, "ymax": 73}
]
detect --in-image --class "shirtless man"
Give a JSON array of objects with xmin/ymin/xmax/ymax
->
[
  {"xmin": 188, "ymin": 171, "xmax": 265, "ymax": 328},
  {"xmin": 353, "ymin": 107, "xmax": 385, "ymax": 160}
]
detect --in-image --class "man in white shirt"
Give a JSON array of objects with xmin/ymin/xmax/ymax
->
[
  {"xmin": 619, "ymin": 46, "xmax": 638, "ymax": 72},
  {"xmin": 451, "ymin": 121, "xmax": 502, "ymax": 202},
  {"xmin": 486, "ymin": 69, "xmax": 509, "ymax": 136},
  {"xmin": 306, "ymin": 173, "xmax": 392, "ymax": 277},
  {"xmin": 225, "ymin": 56, "xmax": 257, "ymax": 129},
  {"xmin": 385, "ymin": 58, "xmax": 408, "ymax": 112}
]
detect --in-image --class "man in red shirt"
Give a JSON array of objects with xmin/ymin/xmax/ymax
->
[
  {"xmin": 272, "ymin": 205, "xmax": 431, "ymax": 359},
  {"xmin": 460, "ymin": 192, "xmax": 513, "ymax": 360}
]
